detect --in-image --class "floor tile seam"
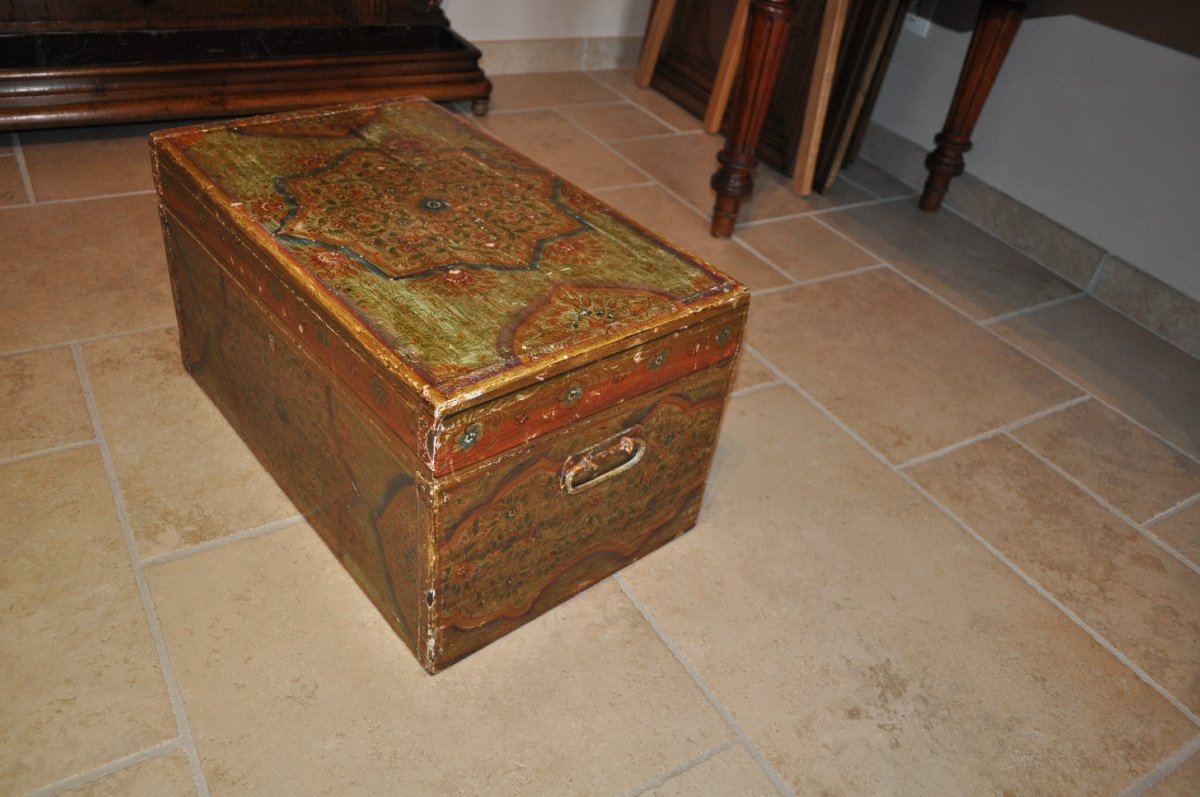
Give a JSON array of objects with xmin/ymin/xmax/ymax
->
[
  {"xmin": 590, "ymin": 180, "xmax": 658, "ymax": 194},
  {"xmin": 70, "ymin": 343, "xmax": 211, "ymax": 797},
  {"xmin": 1119, "ymin": 732, "xmax": 1200, "ymax": 797},
  {"xmin": 735, "ymin": 193, "xmax": 911, "ymax": 231},
  {"xmin": 895, "ymin": 395, "xmax": 1093, "ymax": 471},
  {"xmin": 742, "ymin": 346, "xmax": 1200, "ymax": 729},
  {"xmin": 1006, "ymin": 433, "xmax": 1200, "ymax": 580},
  {"xmin": 581, "ymin": 71, "xmax": 695, "ymax": 134},
  {"xmin": 621, "ymin": 738, "xmax": 742, "ymax": 797},
  {"xmin": 551, "ymin": 107, "xmax": 662, "ymax": 188},
  {"xmin": 987, "ymin": 330, "xmax": 1200, "ymax": 470},
  {"xmin": 980, "ymin": 292, "xmax": 1089, "ymax": 326},
  {"xmin": 731, "ymin": 380, "xmax": 785, "ymax": 399},
  {"xmin": 1146, "ymin": 491, "xmax": 1200, "ymax": 528},
  {"xmin": 0, "ymin": 188, "xmax": 157, "ymax": 209},
  {"xmin": 0, "ymin": 322, "xmax": 177, "ymax": 360},
  {"xmin": 750, "ymin": 263, "xmax": 890, "ymax": 298},
  {"xmin": 830, "ymin": 169, "xmax": 882, "ymax": 200},
  {"xmin": 726, "ymin": 232, "xmax": 818, "ymax": 285},
  {"xmin": 0, "ymin": 439, "xmax": 98, "ymax": 467},
  {"xmin": 606, "ymin": 129, "xmax": 710, "ymax": 144},
  {"xmin": 612, "ymin": 574, "xmax": 797, "ymax": 797},
  {"xmin": 141, "ymin": 514, "xmax": 307, "ymax": 568},
  {"xmin": 24, "ymin": 737, "xmax": 184, "ymax": 797},
  {"xmin": 11, "ymin": 132, "xmax": 35, "ymax": 203}
]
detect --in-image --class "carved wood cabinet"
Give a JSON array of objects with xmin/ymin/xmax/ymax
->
[{"xmin": 0, "ymin": 0, "xmax": 491, "ymax": 130}]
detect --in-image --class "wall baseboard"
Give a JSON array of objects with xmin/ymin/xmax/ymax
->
[
  {"xmin": 475, "ymin": 36, "xmax": 642, "ymax": 76},
  {"xmin": 859, "ymin": 122, "xmax": 1200, "ymax": 361}
]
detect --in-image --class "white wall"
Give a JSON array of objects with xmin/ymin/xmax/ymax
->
[
  {"xmin": 442, "ymin": 0, "xmax": 652, "ymax": 42},
  {"xmin": 871, "ymin": 15, "xmax": 1200, "ymax": 301}
]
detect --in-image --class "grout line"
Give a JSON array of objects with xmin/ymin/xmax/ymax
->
[
  {"xmin": 730, "ymin": 379, "xmax": 784, "ymax": 399},
  {"xmin": 581, "ymin": 70, "xmax": 692, "ymax": 134},
  {"xmin": 1087, "ymin": 253, "xmax": 1110, "ymax": 294},
  {"xmin": 896, "ymin": 395, "xmax": 1092, "ymax": 470},
  {"xmin": 1119, "ymin": 732, "xmax": 1200, "ymax": 797},
  {"xmin": 726, "ymin": 230, "xmax": 804, "ymax": 285},
  {"xmin": 831, "ymin": 168, "xmax": 880, "ymax": 199},
  {"xmin": 0, "ymin": 188, "xmax": 155, "ymax": 210},
  {"xmin": 605, "ymin": 128, "xmax": 709, "ymax": 143},
  {"xmin": 0, "ymin": 438, "xmax": 98, "ymax": 467},
  {"xmin": 855, "ymin": 152, "xmax": 922, "ymax": 191},
  {"xmin": 1, "ymin": 322, "xmax": 176, "ymax": 360},
  {"xmin": 622, "ymin": 738, "xmax": 741, "ymax": 797},
  {"xmin": 11, "ymin": 132, "xmax": 36, "ymax": 204},
  {"xmin": 614, "ymin": 574, "xmax": 796, "ymax": 797},
  {"xmin": 980, "ymin": 292, "xmax": 1088, "ymax": 326},
  {"xmin": 749, "ymin": 263, "xmax": 888, "ymax": 297},
  {"xmin": 71, "ymin": 344, "xmax": 211, "ymax": 797},
  {"xmin": 735, "ymin": 193, "xmax": 911, "ymax": 230},
  {"xmin": 1007, "ymin": 434, "xmax": 1200, "ymax": 580},
  {"xmin": 142, "ymin": 514, "xmax": 306, "ymax": 568},
  {"xmin": 589, "ymin": 180, "xmax": 658, "ymax": 193},
  {"xmin": 25, "ymin": 738, "xmax": 184, "ymax": 797},
  {"xmin": 1145, "ymin": 491, "xmax": 1200, "ymax": 528},
  {"xmin": 744, "ymin": 343, "xmax": 1200, "ymax": 730}
]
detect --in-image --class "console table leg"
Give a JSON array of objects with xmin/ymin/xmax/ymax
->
[
  {"xmin": 919, "ymin": 0, "xmax": 1025, "ymax": 212},
  {"xmin": 710, "ymin": 0, "xmax": 796, "ymax": 238}
]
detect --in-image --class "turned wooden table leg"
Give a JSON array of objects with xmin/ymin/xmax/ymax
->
[
  {"xmin": 919, "ymin": 0, "xmax": 1025, "ymax": 212},
  {"xmin": 710, "ymin": 0, "xmax": 796, "ymax": 238}
]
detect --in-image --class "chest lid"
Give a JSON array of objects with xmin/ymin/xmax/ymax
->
[{"xmin": 151, "ymin": 97, "xmax": 746, "ymax": 412}]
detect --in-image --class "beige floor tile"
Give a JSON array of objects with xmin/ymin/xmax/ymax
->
[
  {"xmin": 60, "ymin": 750, "xmax": 196, "ymax": 797},
  {"xmin": 644, "ymin": 745, "xmax": 777, "ymax": 797},
  {"xmin": 0, "ymin": 448, "xmax": 176, "ymax": 794},
  {"xmin": 909, "ymin": 435, "xmax": 1200, "ymax": 713},
  {"xmin": 593, "ymin": 184, "xmax": 789, "ymax": 290},
  {"xmin": 614, "ymin": 133, "xmax": 873, "ymax": 225},
  {"xmin": 0, "ymin": 194, "xmax": 175, "ymax": 352},
  {"xmin": 0, "ymin": 347, "xmax": 93, "ymax": 459},
  {"xmin": 557, "ymin": 101, "xmax": 673, "ymax": 140},
  {"xmin": 732, "ymin": 349, "xmax": 778, "ymax": 393},
  {"xmin": 588, "ymin": 69, "xmax": 706, "ymax": 132},
  {"xmin": 820, "ymin": 201, "xmax": 1080, "ymax": 320},
  {"xmin": 736, "ymin": 217, "xmax": 879, "ymax": 281},
  {"xmin": 1146, "ymin": 746, "xmax": 1200, "ymax": 796},
  {"xmin": 1013, "ymin": 399, "xmax": 1200, "ymax": 523},
  {"xmin": 839, "ymin": 158, "xmax": 917, "ymax": 198},
  {"xmin": 146, "ymin": 525, "xmax": 732, "ymax": 795},
  {"xmin": 1152, "ymin": 503, "xmax": 1200, "ymax": 571},
  {"xmin": 18, "ymin": 123, "xmax": 159, "ymax": 201},
  {"xmin": 488, "ymin": 71, "xmax": 621, "ymax": 111},
  {"xmin": 623, "ymin": 387, "xmax": 1194, "ymax": 795},
  {"xmin": 84, "ymin": 328, "xmax": 297, "ymax": 559},
  {"xmin": 476, "ymin": 109, "xmax": 646, "ymax": 190},
  {"xmin": 748, "ymin": 269, "xmax": 1079, "ymax": 463},
  {"xmin": 995, "ymin": 297, "xmax": 1200, "ymax": 460},
  {"xmin": 0, "ymin": 155, "xmax": 27, "ymax": 205}
]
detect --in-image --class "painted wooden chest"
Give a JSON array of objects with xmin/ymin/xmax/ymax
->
[{"xmin": 150, "ymin": 98, "xmax": 748, "ymax": 673}]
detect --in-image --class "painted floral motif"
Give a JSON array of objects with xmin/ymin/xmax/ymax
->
[
  {"xmin": 275, "ymin": 148, "xmax": 583, "ymax": 279},
  {"xmin": 507, "ymin": 286, "xmax": 678, "ymax": 357}
]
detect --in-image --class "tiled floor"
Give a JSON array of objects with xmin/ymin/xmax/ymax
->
[{"xmin": 2, "ymin": 70, "xmax": 1199, "ymax": 796}]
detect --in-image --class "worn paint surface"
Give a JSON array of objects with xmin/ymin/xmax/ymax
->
[{"xmin": 152, "ymin": 99, "xmax": 748, "ymax": 672}]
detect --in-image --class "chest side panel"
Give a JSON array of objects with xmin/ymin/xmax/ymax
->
[{"xmin": 429, "ymin": 363, "xmax": 734, "ymax": 670}]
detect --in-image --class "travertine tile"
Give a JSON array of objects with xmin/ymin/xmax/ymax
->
[
  {"xmin": 748, "ymin": 269, "xmax": 1079, "ymax": 463},
  {"xmin": 732, "ymin": 349, "xmax": 778, "ymax": 393},
  {"xmin": 623, "ymin": 387, "xmax": 1194, "ymax": 795},
  {"xmin": 588, "ymin": 69, "xmax": 706, "ymax": 132},
  {"xmin": 488, "ymin": 71, "xmax": 620, "ymax": 111},
  {"xmin": 909, "ymin": 436, "xmax": 1200, "ymax": 712},
  {"xmin": 839, "ymin": 158, "xmax": 917, "ymax": 199},
  {"xmin": 0, "ymin": 155, "xmax": 27, "ymax": 205},
  {"xmin": 1146, "ymin": 746, "xmax": 1200, "ymax": 797},
  {"xmin": 614, "ymin": 133, "xmax": 873, "ymax": 224},
  {"xmin": 644, "ymin": 745, "xmax": 778, "ymax": 797},
  {"xmin": 0, "ymin": 194, "xmax": 176, "ymax": 352},
  {"xmin": 0, "ymin": 448, "xmax": 176, "ymax": 794},
  {"xmin": 593, "ymin": 184, "xmax": 789, "ymax": 290},
  {"xmin": 820, "ymin": 200, "xmax": 1080, "ymax": 320},
  {"xmin": 60, "ymin": 751, "xmax": 196, "ymax": 797},
  {"xmin": 18, "ymin": 123, "xmax": 159, "ymax": 201},
  {"xmin": 1092, "ymin": 253, "xmax": 1200, "ymax": 361},
  {"xmin": 995, "ymin": 297, "xmax": 1200, "ymax": 460},
  {"xmin": 1014, "ymin": 399, "xmax": 1200, "ymax": 523},
  {"xmin": 0, "ymin": 347, "xmax": 92, "ymax": 459},
  {"xmin": 84, "ymin": 328, "xmax": 296, "ymax": 559},
  {"xmin": 736, "ymin": 216, "xmax": 879, "ymax": 281},
  {"xmin": 557, "ymin": 101, "xmax": 672, "ymax": 140},
  {"xmin": 477, "ymin": 109, "xmax": 646, "ymax": 190},
  {"xmin": 147, "ymin": 526, "xmax": 731, "ymax": 795},
  {"xmin": 1153, "ymin": 503, "xmax": 1200, "ymax": 570}
]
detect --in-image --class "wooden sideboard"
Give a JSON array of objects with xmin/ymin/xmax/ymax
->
[{"xmin": 0, "ymin": 0, "xmax": 491, "ymax": 130}]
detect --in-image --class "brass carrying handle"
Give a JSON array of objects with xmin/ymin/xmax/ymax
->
[{"xmin": 562, "ymin": 433, "xmax": 646, "ymax": 495}]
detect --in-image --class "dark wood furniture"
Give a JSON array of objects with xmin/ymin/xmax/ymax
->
[{"xmin": 0, "ymin": 0, "xmax": 490, "ymax": 131}]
